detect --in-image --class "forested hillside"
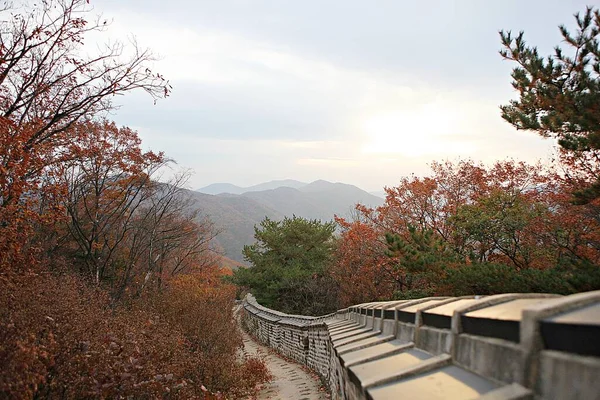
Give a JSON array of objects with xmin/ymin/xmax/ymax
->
[
  {"xmin": 186, "ymin": 190, "xmax": 283, "ymax": 263},
  {"xmin": 191, "ymin": 180, "xmax": 383, "ymax": 263}
]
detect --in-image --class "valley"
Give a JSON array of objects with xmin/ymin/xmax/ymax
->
[{"xmin": 194, "ymin": 180, "xmax": 384, "ymax": 263}]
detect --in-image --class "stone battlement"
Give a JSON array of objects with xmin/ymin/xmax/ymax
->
[{"xmin": 242, "ymin": 291, "xmax": 600, "ymax": 399}]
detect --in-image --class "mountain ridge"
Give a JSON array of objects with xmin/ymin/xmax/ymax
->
[
  {"xmin": 189, "ymin": 179, "xmax": 384, "ymax": 263},
  {"xmin": 198, "ymin": 179, "xmax": 307, "ymax": 195}
]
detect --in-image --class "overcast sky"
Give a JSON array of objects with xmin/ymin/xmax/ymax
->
[{"xmin": 90, "ymin": 0, "xmax": 594, "ymax": 192}]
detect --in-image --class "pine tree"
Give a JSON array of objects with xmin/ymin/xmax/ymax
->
[
  {"xmin": 500, "ymin": 7, "xmax": 600, "ymax": 151},
  {"xmin": 499, "ymin": 7, "xmax": 600, "ymax": 202},
  {"xmin": 232, "ymin": 216, "xmax": 338, "ymax": 315}
]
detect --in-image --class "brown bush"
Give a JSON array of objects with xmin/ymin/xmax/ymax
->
[
  {"xmin": 152, "ymin": 268, "xmax": 272, "ymax": 397},
  {"xmin": 0, "ymin": 266, "xmax": 269, "ymax": 399}
]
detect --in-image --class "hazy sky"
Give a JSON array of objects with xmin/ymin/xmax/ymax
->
[{"xmin": 90, "ymin": 0, "xmax": 594, "ymax": 192}]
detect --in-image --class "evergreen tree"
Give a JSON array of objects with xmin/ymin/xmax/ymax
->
[
  {"xmin": 499, "ymin": 7, "xmax": 600, "ymax": 202},
  {"xmin": 385, "ymin": 226, "xmax": 459, "ymax": 299},
  {"xmin": 232, "ymin": 216, "xmax": 338, "ymax": 315},
  {"xmin": 500, "ymin": 7, "xmax": 600, "ymax": 152}
]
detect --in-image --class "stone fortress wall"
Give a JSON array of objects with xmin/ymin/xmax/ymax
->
[{"xmin": 241, "ymin": 291, "xmax": 600, "ymax": 400}]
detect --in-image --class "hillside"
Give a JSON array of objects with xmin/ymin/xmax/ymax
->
[
  {"xmin": 189, "ymin": 180, "xmax": 383, "ymax": 263},
  {"xmin": 197, "ymin": 182, "xmax": 245, "ymax": 195},
  {"xmin": 297, "ymin": 180, "xmax": 384, "ymax": 219},
  {"xmin": 240, "ymin": 187, "xmax": 325, "ymax": 220},
  {"xmin": 186, "ymin": 190, "xmax": 283, "ymax": 263},
  {"xmin": 245, "ymin": 179, "xmax": 307, "ymax": 192},
  {"xmin": 240, "ymin": 180, "xmax": 383, "ymax": 221}
]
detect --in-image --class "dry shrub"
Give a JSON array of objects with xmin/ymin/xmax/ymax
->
[
  {"xmin": 153, "ymin": 268, "xmax": 272, "ymax": 397},
  {"xmin": 0, "ymin": 266, "xmax": 269, "ymax": 399},
  {"xmin": 0, "ymin": 269, "xmax": 194, "ymax": 398},
  {"xmin": 0, "ymin": 270, "xmax": 56, "ymax": 398}
]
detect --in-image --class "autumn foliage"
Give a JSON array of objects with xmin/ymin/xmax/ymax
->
[
  {"xmin": 331, "ymin": 217, "xmax": 393, "ymax": 306},
  {"xmin": 332, "ymin": 159, "xmax": 600, "ymax": 304},
  {"xmin": 4, "ymin": 1, "xmax": 600, "ymax": 395},
  {"xmin": 0, "ymin": 268, "xmax": 270, "ymax": 398},
  {"xmin": 1, "ymin": 1, "xmax": 269, "ymax": 398},
  {"xmin": 327, "ymin": 7, "xmax": 600, "ymax": 305}
]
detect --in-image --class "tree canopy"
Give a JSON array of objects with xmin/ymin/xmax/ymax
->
[
  {"xmin": 499, "ymin": 7, "xmax": 600, "ymax": 202},
  {"xmin": 500, "ymin": 7, "xmax": 600, "ymax": 151},
  {"xmin": 0, "ymin": 2, "xmax": 270, "ymax": 397},
  {"xmin": 331, "ymin": 159, "xmax": 600, "ymax": 305},
  {"xmin": 232, "ymin": 216, "xmax": 338, "ymax": 315}
]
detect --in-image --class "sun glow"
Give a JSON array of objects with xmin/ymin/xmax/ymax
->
[{"xmin": 361, "ymin": 102, "xmax": 466, "ymax": 157}]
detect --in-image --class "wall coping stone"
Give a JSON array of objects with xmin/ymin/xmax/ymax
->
[{"xmin": 242, "ymin": 291, "xmax": 600, "ymax": 399}]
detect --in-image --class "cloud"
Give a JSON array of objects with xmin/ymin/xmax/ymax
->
[
  {"xmin": 89, "ymin": 0, "xmax": 574, "ymax": 192},
  {"xmin": 296, "ymin": 157, "xmax": 359, "ymax": 168}
]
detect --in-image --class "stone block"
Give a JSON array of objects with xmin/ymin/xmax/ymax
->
[
  {"xmin": 536, "ymin": 350, "xmax": 600, "ymax": 400},
  {"xmin": 341, "ymin": 340, "xmax": 414, "ymax": 368},
  {"xmin": 454, "ymin": 333, "xmax": 522, "ymax": 384},
  {"xmin": 335, "ymin": 334, "xmax": 395, "ymax": 356},
  {"xmin": 366, "ymin": 364, "xmax": 498, "ymax": 400}
]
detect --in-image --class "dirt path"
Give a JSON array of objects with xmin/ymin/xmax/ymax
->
[{"xmin": 240, "ymin": 328, "xmax": 328, "ymax": 400}]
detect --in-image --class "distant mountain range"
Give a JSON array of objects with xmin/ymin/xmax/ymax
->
[
  {"xmin": 192, "ymin": 179, "xmax": 384, "ymax": 263},
  {"xmin": 198, "ymin": 179, "xmax": 307, "ymax": 195}
]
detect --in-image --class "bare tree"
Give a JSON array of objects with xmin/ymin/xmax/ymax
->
[
  {"xmin": 1, "ymin": 0, "xmax": 170, "ymax": 145},
  {"xmin": 53, "ymin": 122, "xmax": 219, "ymax": 297},
  {"xmin": 58, "ymin": 120, "xmax": 166, "ymax": 285},
  {"xmin": 0, "ymin": 0, "xmax": 170, "ymax": 208},
  {"xmin": 122, "ymin": 172, "xmax": 221, "ymax": 297}
]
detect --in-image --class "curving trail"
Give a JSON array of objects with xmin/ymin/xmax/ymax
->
[{"xmin": 240, "ymin": 327, "xmax": 328, "ymax": 400}]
